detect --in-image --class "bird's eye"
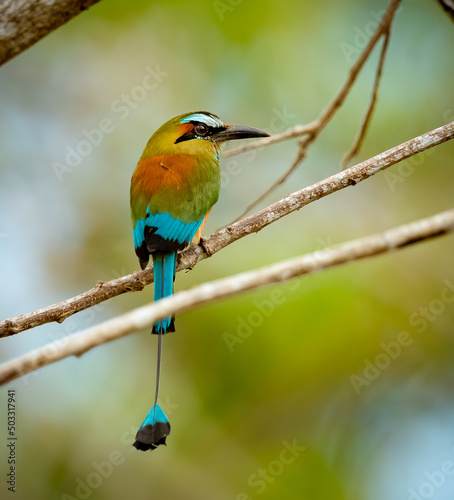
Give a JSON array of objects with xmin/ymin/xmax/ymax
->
[{"xmin": 194, "ymin": 123, "xmax": 209, "ymax": 136}]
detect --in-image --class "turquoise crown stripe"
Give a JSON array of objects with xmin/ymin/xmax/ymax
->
[{"xmin": 181, "ymin": 113, "xmax": 224, "ymax": 128}]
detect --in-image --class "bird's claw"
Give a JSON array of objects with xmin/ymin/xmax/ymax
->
[{"xmin": 199, "ymin": 235, "xmax": 214, "ymax": 256}]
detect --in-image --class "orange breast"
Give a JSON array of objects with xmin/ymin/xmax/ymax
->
[{"xmin": 131, "ymin": 154, "xmax": 196, "ymax": 198}]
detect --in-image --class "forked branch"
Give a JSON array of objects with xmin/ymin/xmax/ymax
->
[{"xmin": 225, "ymin": 0, "xmax": 401, "ymax": 220}]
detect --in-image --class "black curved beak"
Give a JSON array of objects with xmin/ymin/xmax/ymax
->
[{"xmin": 211, "ymin": 124, "xmax": 270, "ymax": 142}]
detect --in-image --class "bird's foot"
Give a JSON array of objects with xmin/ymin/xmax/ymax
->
[{"xmin": 199, "ymin": 235, "xmax": 214, "ymax": 257}]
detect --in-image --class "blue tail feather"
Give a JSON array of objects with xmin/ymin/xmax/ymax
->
[
  {"xmin": 152, "ymin": 252, "xmax": 176, "ymax": 333},
  {"xmin": 133, "ymin": 403, "xmax": 170, "ymax": 451}
]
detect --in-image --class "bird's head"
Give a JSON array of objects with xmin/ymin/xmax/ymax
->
[{"xmin": 140, "ymin": 111, "xmax": 270, "ymax": 159}]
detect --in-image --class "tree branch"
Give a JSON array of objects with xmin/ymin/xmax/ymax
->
[
  {"xmin": 1, "ymin": 120, "xmax": 453, "ymax": 339},
  {"xmin": 224, "ymin": 0, "xmax": 400, "ymax": 223},
  {"xmin": 1, "ymin": 208, "xmax": 453, "ymax": 386},
  {"xmin": 342, "ymin": 29, "xmax": 391, "ymax": 169},
  {"xmin": 435, "ymin": 0, "xmax": 454, "ymax": 22},
  {"xmin": 223, "ymin": 0, "xmax": 401, "ymax": 213},
  {"xmin": 228, "ymin": 137, "xmax": 310, "ymax": 224},
  {"xmin": 0, "ymin": 0, "xmax": 101, "ymax": 66}
]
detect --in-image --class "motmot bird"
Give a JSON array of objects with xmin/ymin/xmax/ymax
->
[{"xmin": 130, "ymin": 111, "xmax": 269, "ymax": 451}]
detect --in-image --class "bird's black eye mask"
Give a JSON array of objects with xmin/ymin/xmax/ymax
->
[{"xmin": 175, "ymin": 122, "xmax": 226, "ymax": 143}]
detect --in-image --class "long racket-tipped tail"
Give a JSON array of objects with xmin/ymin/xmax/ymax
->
[
  {"xmin": 134, "ymin": 319, "xmax": 170, "ymax": 451},
  {"xmin": 133, "ymin": 252, "xmax": 175, "ymax": 451}
]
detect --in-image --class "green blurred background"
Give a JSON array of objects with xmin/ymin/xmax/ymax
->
[{"xmin": 1, "ymin": 0, "xmax": 454, "ymax": 498}]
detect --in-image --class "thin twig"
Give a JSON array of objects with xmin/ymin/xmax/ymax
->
[
  {"xmin": 222, "ymin": 123, "xmax": 318, "ymax": 158},
  {"xmin": 1, "ymin": 120, "xmax": 453, "ymax": 339},
  {"xmin": 229, "ymin": 136, "xmax": 310, "ymax": 224},
  {"xmin": 342, "ymin": 30, "xmax": 392, "ymax": 169},
  {"xmin": 225, "ymin": 0, "xmax": 402, "ymax": 219},
  {"xmin": 1, "ymin": 208, "xmax": 453, "ymax": 386}
]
